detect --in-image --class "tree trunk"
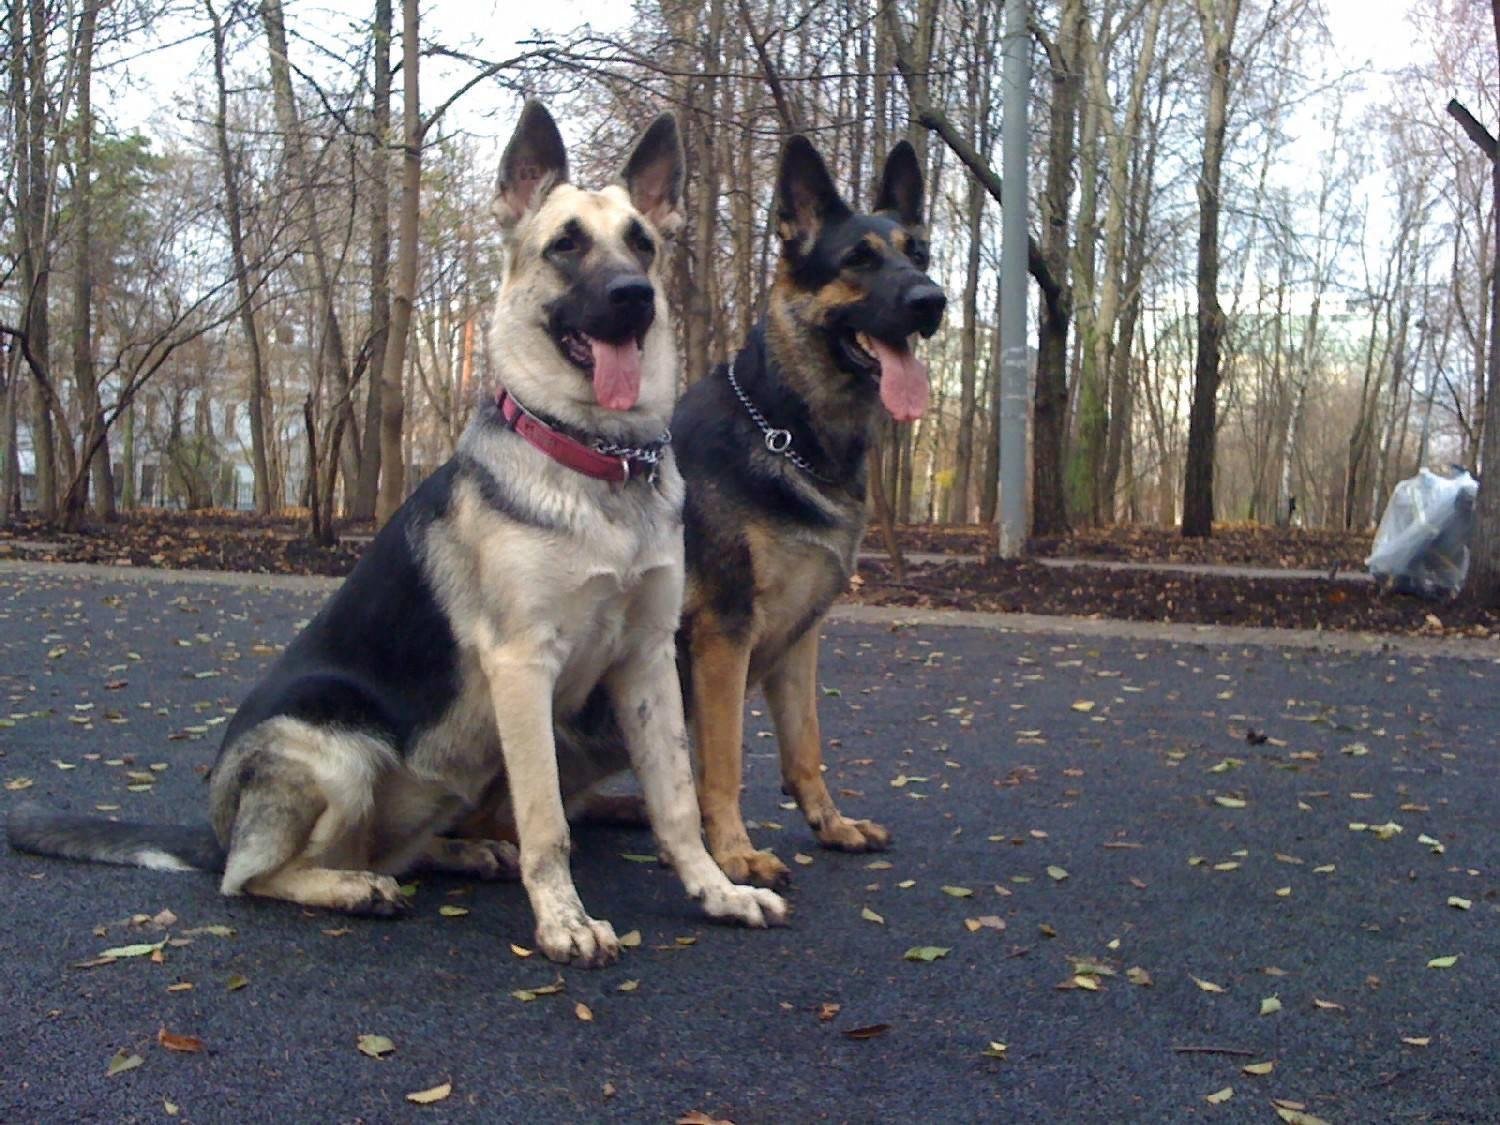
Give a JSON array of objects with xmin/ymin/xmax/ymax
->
[
  {"xmin": 948, "ymin": 173, "xmax": 983, "ymax": 523},
  {"xmin": 121, "ymin": 401, "xmax": 136, "ymax": 508},
  {"xmin": 352, "ymin": 0, "xmax": 393, "ymax": 519},
  {"xmin": 1032, "ymin": 0, "xmax": 1083, "ymax": 537},
  {"xmin": 61, "ymin": 0, "xmax": 105, "ymax": 532},
  {"xmin": 207, "ymin": 0, "xmax": 272, "ymax": 514},
  {"xmin": 979, "ymin": 279, "xmax": 1004, "ymax": 524},
  {"xmin": 375, "ymin": 0, "xmax": 419, "ymax": 523},
  {"xmin": 23, "ymin": 0, "xmax": 55, "ymax": 517},
  {"xmin": 262, "ymin": 0, "xmax": 358, "ymax": 519},
  {"xmin": 1181, "ymin": 0, "xmax": 1242, "ymax": 538},
  {"xmin": 1449, "ymin": 86, "xmax": 1500, "ymax": 603}
]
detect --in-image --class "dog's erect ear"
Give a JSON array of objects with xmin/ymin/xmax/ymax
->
[
  {"xmin": 621, "ymin": 114, "xmax": 685, "ymax": 238},
  {"xmin": 494, "ymin": 100, "xmax": 569, "ymax": 229},
  {"xmin": 873, "ymin": 140, "xmax": 924, "ymax": 229},
  {"xmin": 774, "ymin": 135, "xmax": 850, "ymax": 255}
]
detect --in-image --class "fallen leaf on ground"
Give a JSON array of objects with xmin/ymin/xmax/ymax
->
[
  {"xmin": 1071, "ymin": 701, "xmax": 1095, "ymax": 712},
  {"xmin": 616, "ymin": 979, "xmax": 639, "ymax": 993},
  {"xmin": 903, "ymin": 946, "xmax": 950, "ymax": 962},
  {"xmin": 842, "ymin": 1024, "xmax": 890, "ymax": 1040},
  {"xmin": 106, "ymin": 1049, "xmax": 143, "ymax": 1076},
  {"xmin": 1427, "ymin": 955, "xmax": 1459, "ymax": 969},
  {"xmin": 225, "ymin": 974, "xmax": 248, "ymax": 992},
  {"xmin": 356, "ymin": 1033, "xmax": 395, "ymax": 1058},
  {"xmin": 981, "ymin": 1041, "xmax": 1008, "ymax": 1059},
  {"xmin": 575, "ymin": 1002, "xmax": 594, "ymax": 1022},
  {"xmin": 1274, "ymin": 1109, "xmax": 1331, "ymax": 1125},
  {"xmin": 861, "ymin": 906, "xmax": 885, "ymax": 925},
  {"xmin": 618, "ymin": 930, "xmax": 642, "ymax": 948},
  {"xmin": 1401, "ymin": 1035, "xmax": 1431, "ymax": 1047},
  {"xmin": 676, "ymin": 1113, "xmax": 733, "ymax": 1125},
  {"xmin": 512, "ymin": 977, "xmax": 566, "ymax": 1002},
  {"xmin": 157, "ymin": 1028, "xmax": 203, "ymax": 1053},
  {"xmin": 1192, "ymin": 976, "xmax": 1225, "ymax": 993},
  {"xmin": 180, "ymin": 925, "xmax": 235, "ymax": 939},
  {"xmin": 1242, "ymin": 1060, "xmax": 1275, "ymax": 1076},
  {"xmin": 437, "ymin": 905, "xmax": 469, "ymax": 918},
  {"xmin": 405, "ymin": 1081, "xmax": 452, "ymax": 1105},
  {"xmin": 1046, "ymin": 866, "xmax": 1069, "ymax": 882},
  {"xmin": 1312, "ymin": 998, "xmax": 1342, "ymax": 1011},
  {"xmin": 97, "ymin": 940, "xmax": 166, "ymax": 960},
  {"xmin": 1126, "ymin": 966, "xmax": 1153, "ymax": 986},
  {"xmin": 941, "ymin": 885, "xmax": 974, "ymax": 898},
  {"xmin": 816, "ymin": 1002, "xmax": 841, "ymax": 1021},
  {"xmin": 1204, "ymin": 1086, "xmax": 1233, "ymax": 1104},
  {"xmin": 1213, "ymin": 796, "xmax": 1246, "ymax": 809},
  {"xmin": 1448, "ymin": 897, "xmax": 1472, "ymax": 910},
  {"xmin": 793, "ymin": 853, "xmax": 813, "ymax": 866},
  {"xmin": 1261, "ymin": 996, "xmax": 1283, "ymax": 1015}
]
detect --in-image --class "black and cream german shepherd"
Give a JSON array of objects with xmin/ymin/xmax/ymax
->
[
  {"xmin": 8, "ymin": 102, "xmax": 787, "ymax": 966},
  {"xmin": 674, "ymin": 135, "xmax": 946, "ymax": 887}
]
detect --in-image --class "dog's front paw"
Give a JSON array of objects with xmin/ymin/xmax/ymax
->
[
  {"xmin": 535, "ymin": 914, "xmax": 620, "ymax": 968},
  {"xmin": 349, "ymin": 873, "xmax": 411, "ymax": 918},
  {"xmin": 815, "ymin": 816, "xmax": 891, "ymax": 853},
  {"xmin": 714, "ymin": 847, "xmax": 791, "ymax": 889},
  {"xmin": 700, "ymin": 882, "xmax": 791, "ymax": 928}
]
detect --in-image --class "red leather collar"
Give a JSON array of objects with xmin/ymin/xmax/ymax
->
[{"xmin": 496, "ymin": 390, "xmax": 664, "ymax": 484}]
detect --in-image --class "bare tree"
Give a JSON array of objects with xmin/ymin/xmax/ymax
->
[{"xmin": 374, "ymin": 0, "xmax": 418, "ymax": 524}]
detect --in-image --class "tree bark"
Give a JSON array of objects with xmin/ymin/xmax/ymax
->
[
  {"xmin": 374, "ymin": 0, "xmax": 419, "ymax": 523},
  {"xmin": 261, "ymin": 0, "xmax": 358, "ymax": 524},
  {"xmin": 352, "ymin": 0, "xmax": 393, "ymax": 518},
  {"xmin": 62, "ymin": 0, "xmax": 110, "ymax": 530},
  {"xmin": 23, "ymin": 0, "xmax": 56, "ymax": 517},
  {"xmin": 1032, "ymin": 0, "xmax": 1083, "ymax": 537},
  {"xmin": 1451, "ymin": 86, "xmax": 1500, "ymax": 604},
  {"xmin": 207, "ymin": 0, "xmax": 272, "ymax": 514},
  {"xmin": 1181, "ymin": 0, "xmax": 1242, "ymax": 538}
]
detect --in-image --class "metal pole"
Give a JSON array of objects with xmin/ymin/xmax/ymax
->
[{"xmin": 997, "ymin": 0, "xmax": 1031, "ymax": 558}]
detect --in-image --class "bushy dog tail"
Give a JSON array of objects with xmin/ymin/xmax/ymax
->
[{"xmin": 7, "ymin": 803, "xmax": 226, "ymax": 874}]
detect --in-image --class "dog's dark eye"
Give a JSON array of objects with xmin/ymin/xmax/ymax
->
[
  {"xmin": 842, "ymin": 244, "xmax": 880, "ymax": 270},
  {"xmin": 628, "ymin": 225, "xmax": 656, "ymax": 259},
  {"xmin": 907, "ymin": 241, "xmax": 930, "ymax": 270},
  {"xmin": 548, "ymin": 235, "xmax": 578, "ymax": 256}
]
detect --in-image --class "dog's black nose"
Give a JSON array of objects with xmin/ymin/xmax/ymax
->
[
  {"xmin": 905, "ymin": 284, "xmax": 947, "ymax": 336},
  {"xmin": 607, "ymin": 275, "xmax": 655, "ymax": 309}
]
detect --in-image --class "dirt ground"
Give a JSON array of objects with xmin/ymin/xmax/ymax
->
[{"xmin": 3, "ymin": 511, "xmax": 1495, "ymax": 637}]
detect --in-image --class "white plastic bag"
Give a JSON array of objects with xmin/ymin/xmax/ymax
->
[{"xmin": 1366, "ymin": 468, "xmax": 1479, "ymax": 597}]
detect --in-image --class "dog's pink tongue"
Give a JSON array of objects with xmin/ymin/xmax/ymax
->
[
  {"xmin": 588, "ymin": 337, "xmax": 642, "ymax": 411},
  {"xmin": 868, "ymin": 337, "xmax": 929, "ymax": 422}
]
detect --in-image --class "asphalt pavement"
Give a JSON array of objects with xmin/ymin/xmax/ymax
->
[{"xmin": 1, "ymin": 565, "xmax": 1496, "ymax": 1124}]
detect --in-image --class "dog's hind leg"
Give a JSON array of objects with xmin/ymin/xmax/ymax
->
[
  {"xmin": 413, "ymin": 836, "xmax": 520, "ymax": 881},
  {"xmin": 244, "ymin": 862, "xmax": 409, "ymax": 916},
  {"xmin": 764, "ymin": 628, "xmax": 890, "ymax": 853},
  {"xmin": 609, "ymin": 638, "xmax": 788, "ymax": 928},
  {"xmin": 690, "ymin": 623, "xmax": 791, "ymax": 888},
  {"xmin": 218, "ymin": 743, "xmax": 407, "ymax": 917}
]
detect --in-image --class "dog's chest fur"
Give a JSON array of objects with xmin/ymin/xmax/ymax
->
[
  {"xmin": 741, "ymin": 513, "xmax": 861, "ymax": 679},
  {"xmin": 406, "ymin": 427, "xmax": 685, "ymax": 805}
]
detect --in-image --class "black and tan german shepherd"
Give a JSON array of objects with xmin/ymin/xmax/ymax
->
[{"xmin": 674, "ymin": 135, "xmax": 946, "ymax": 887}]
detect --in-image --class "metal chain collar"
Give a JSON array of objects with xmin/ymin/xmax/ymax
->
[
  {"xmin": 726, "ymin": 360, "xmax": 832, "ymax": 483},
  {"xmin": 590, "ymin": 430, "xmax": 671, "ymax": 465}
]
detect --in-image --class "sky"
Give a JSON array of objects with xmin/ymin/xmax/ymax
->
[{"xmin": 100, "ymin": 0, "xmax": 1437, "ymax": 160}]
